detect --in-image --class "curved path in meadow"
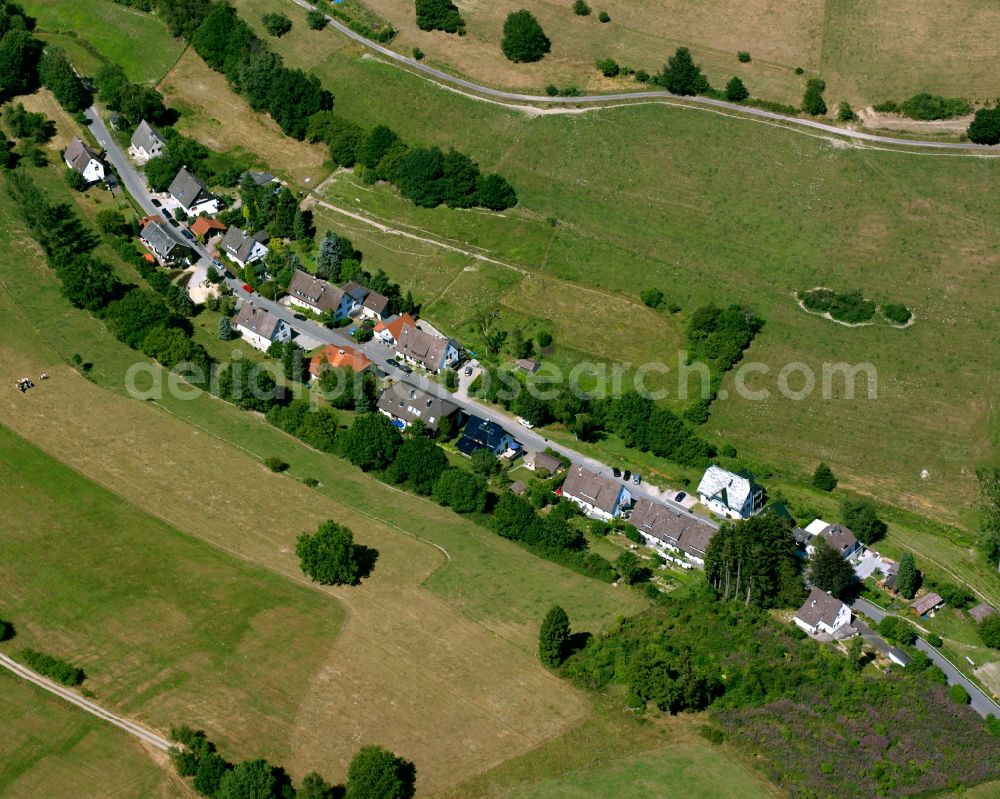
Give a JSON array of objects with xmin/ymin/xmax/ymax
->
[
  {"xmin": 289, "ymin": 0, "xmax": 1000, "ymax": 155},
  {"xmin": 0, "ymin": 652, "xmax": 172, "ymax": 752}
]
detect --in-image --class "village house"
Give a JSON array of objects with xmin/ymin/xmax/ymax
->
[
  {"xmin": 560, "ymin": 465, "xmax": 632, "ymax": 521},
  {"xmin": 396, "ymin": 325, "xmax": 461, "ymax": 373},
  {"xmin": 190, "ymin": 217, "xmax": 226, "ymax": 242},
  {"xmin": 377, "ymin": 380, "xmax": 461, "ymax": 434},
  {"xmin": 523, "ymin": 451, "xmax": 564, "ymax": 474},
  {"xmin": 793, "ymin": 588, "xmax": 852, "ymax": 636},
  {"xmin": 168, "ymin": 167, "xmax": 219, "ymax": 216},
  {"xmin": 64, "ymin": 137, "xmax": 105, "ymax": 184},
  {"xmin": 220, "ymin": 228, "xmax": 270, "ymax": 269},
  {"xmin": 340, "ymin": 280, "xmax": 391, "ymax": 321},
  {"xmin": 456, "ymin": 415, "xmax": 520, "ymax": 458},
  {"xmin": 374, "ymin": 314, "xmax": 417, "ymax": 348},
  {"xmin": 696, "ymin": 465, "xmax": 765, "ymax": 519},
  {"xmin": 629, "ymin": 497, "xmax": 717, "ymax": 565},
  {"xmin": 232, "ymin": 303, "xmax": 291, "ymax": 352},
  {"xmin": 796, "ymin": 518, "xmax": 862, "ymax": 560},
  {"xmin": 286, "ymin": 270, "xmax": 352, "ymax": 319},
  {"xmin": 128, "ymin": 120, "xmax": 165, "ymax": 164},
  {"xmin": 910, "ymin": 592, "xmax": 945, "ymax": 618},
  {"xmin": 139, "ymin": 218, "xmax": 190, "ymax": 265},
  {"xmin": 308, "ymin": 345, "xmax": 374, "ymax": 380}
]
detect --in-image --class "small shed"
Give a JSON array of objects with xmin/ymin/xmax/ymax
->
[
  {"xmin": 910, "ymin": 592, "xmax": 944, "ymax": 617},
  {"xmin": 969, "ymin": 603, "xmax": 998, "ymax": 624},
  {"xmin": 516, "ymin": 358, "xmax": 540, "ymax": 374},
  {"xmin": 509, "ymin": 480, "xmax": 526, "ymax": 496}
]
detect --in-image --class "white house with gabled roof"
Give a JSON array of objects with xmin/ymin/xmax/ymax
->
[{"xmin": 696, "ymin": 465, "xmax": 765, "ymax": 519}]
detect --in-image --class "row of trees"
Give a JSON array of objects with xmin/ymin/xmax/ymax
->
[
  {"xmin": 307, "ymin": 114, "xmax": 517, "ymax": 210},
  {"xmin": 6, "ymin": 171, "xmax": 210, "ymax": 374},
  {"xmin": 170, "ymin": 725, "xmax": 415, "ymax": 799},
  {"xmin": 190, "ymin": 4, "xmax": 333, "ymax": 140}
]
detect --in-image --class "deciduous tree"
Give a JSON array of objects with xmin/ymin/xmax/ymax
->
[
  {"xmin": 501, "ymin": 10, "xmax": 551, "ymax": 63},
  {"xmin": 346, "ymin": 745, "xmax": 416, "ymax": 799},
  {"xmin": 296, "ymin": 520, "xmax": 362, "ymax": 585}
]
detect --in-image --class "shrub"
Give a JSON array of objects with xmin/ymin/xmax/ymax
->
[
  {"xmin": 264, "ymin": 456, "xmax": 288, "ymax": 472},
  {"xmin": 899, "ymin": 93, "xmax": 972, "ymax": 121},
  {"xmin": 596, "ymin": 58, "xmax": 620, "ymax": 77},
  {"xmin": 412, "ymin": 47, "xmax": 424, "ymax": 60},
  {"xmin": 634, "ymin": 69, "xmax": 649, "ymax": 83},
  {"xmin": 968, "ymin": 106, "xmax": 1000, "ymax": 145},
  {"xmin": 873, "ymin": 100, "xmax": 899, "ymax": 113},
  {"xmin": 306, "ymin": 9, "xmax": 327, "ymax": 30},
  {"xmin": 979, "ymin": 614, "xmax": 1000, "ymax": 649},
  {"xmin": 302, "ymin": 477, "xmax": 319, "ymax": 488},
  {"xmin": 538, "ymin": 330, "xmax": 553, "ymax": 347},
  {"xmin": 501, "ymin": 10, "xmax": 551, "ymax": 63},
  {"xmin": 802, "ymin": 77, "xmax": 827, "ymax": 115},
  {"xmin": 640, "ymin": 287, "xmax": 664, "ymax": 308},
  {"xmin": 948, "ymin": 684, "xmax": 970, "ymax": 705},
  {"xmin": 261, "ymin": 12, "xmax": 292, "ymax": 36},
  {"xmin": 64, "ymin": 168, "xmax": 87, "ymax": 192},
  {"xmin": 877, "ymin": 616, "xmax": 917, "ymax": 646},
  {"xmin": 415, "ymin": 0, "xmax": 465, "ymax": 34},
  {"xmin": 0, "ymin": 618, "xmax": 13, "ymax": 641},
  {"xmin": 20, "ymin": 649, "xmax": 85, "ymax": 686},
  {"xmin": 724, "ymin": 76, "xmax": 749, "ymax": 102},
  {"xmin": 572, "ymin": 0, "xmax": 591, "ymax": 15},
  {"xmin": 881, "ymin": 303, "xmax": 912, "ymax": 325},
  {"xmin": 737, "ymin": 51, "xmax": 751, "ymax": 63},
  {"xmin": 837, "ymin": 101, "xmax": 855, "ymax": 122},
  {"xmin": 545, "ymin": 84, "xmax": 559, "ymax": 96},
  {"xmin": 598, "ymin": 11, "xmax": 610, "ymax": 23},
  {"xmin": 794, "ymin": 66, "xmax": 804, "ymax": 75},
  {"xmin": 926, "ymin": 633, "xmax": 943, "ymax": 648}
]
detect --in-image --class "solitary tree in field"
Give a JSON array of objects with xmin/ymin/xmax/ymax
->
[
  {"xmin": 896, "ymin": 552, "xmax": 919, "ymax": 599},
  {"xmin": 261, "ymin": 12, "xmax": 292, "ymax": 37},
  {"xmin": 807, "ymin": 536, "xmax": 854, "ymax": 598},
  {"xmin": 296, "ymin": 521, "xmax": 361, "ymax": 585},
  {"xmin": 658, "ymin": 47, "xmax": 709, "ymax": 96},
  {"xmin": 501, "ymin": 10, "xmax": 551, "ymax": 63},
  {"xmin": 539, "ymin": 605, "xmax": 571, "ymax": 667},
  {"xmin": 812, "ymin": 462, "xmax": 837, "ymax": 492},
  {"xmin": 724, "ymin": 76, "xmax": 749, "ymax": 102},
  {"xmin": 346, "ymin": 745, "xmax": 416, "ymax": 799}
]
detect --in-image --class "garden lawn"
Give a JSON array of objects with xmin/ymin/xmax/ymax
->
[
  {"xmin": 0, "ymin": 671, "xmax": 187, "ymax": 799},
  {"xmin": 20, "ymin": 0, "xmax": 185, "ymax": 83}
]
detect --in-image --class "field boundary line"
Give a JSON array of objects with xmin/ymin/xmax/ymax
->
[{"xmin": 0, "ymin": 652, "xmax": 172, "ymax": 752}]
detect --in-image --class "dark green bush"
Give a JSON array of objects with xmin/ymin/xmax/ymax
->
[
  {"xmin": 265, "ymin": 456, "xmax": 289, "ymax": 472},
  {"xmin": 261, "ymin": 12, "xmax": 292, "ymax": 37},
  {"xmin": 737, "ymin": 51, "xmax": 751, "ymax": 63},
  {"xmin": 501, "ymin": 10, "xmax": 551, "ymax": 63},
  {"xmin": 20, "ymin": 649, "xmax": 85, "ymax": 686},
  {"xmin": 572, "ymin": 0, "xmax": 591, "ymax": 15},
  {"xmin": 881, "ymin": 303, "xmax": 912, "ymax": 325},
  {"xmin": 596, "ymin": 58, "xmax": 620, "ymax": 77},
  {"xmin": 899, "ymin": 93, "xmax": 972, "ymax": 120},
  {"xmin": 415, "ymin": 0, "xmax": 465, "ymax": 34},
  {"xmin": 598, "ymin": 10, "xmax": 610, "ymax": 22}
]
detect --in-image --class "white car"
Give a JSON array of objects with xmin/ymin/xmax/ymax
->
[{"xmin": 516, "ymin": 416, "xmax": 535, "ymax": 429}]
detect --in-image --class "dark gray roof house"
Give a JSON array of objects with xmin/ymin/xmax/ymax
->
[
  {"xmin": 456, "ymin": 415, "xmax": 519, "ymax": 457},
  {"xmin": 629, "ymin": 498, "xmax": 717, "ymax": 562},
  {"xmin": 376, "ymin": 380, "xmax": 460, "ymax": 433},
  {"xmin": 232, "ymin": 303, "xmax": 284, "ymax": 339},
  {"xmin": 560, "ymin": 465, "xmax": 631, "ymax": 519},
  {"xmin": 168, "ymin": 167, "xmax": 216, "ymax": 214},
  {"xmin": 397, "ymin": 325, "xmax": 460, "ymax": 372},
  {"xmin": 140, "ymin": 219, "xmax": 188, "ymax": 262},
  {"xmin": 130, "ymin": 120, "xmax": 165, "ymax": 159},
  {"xmin": 242, "ymin": 170, "xmax": 276, "ymax": 186},
  {"xmin": 220, "ymin": 227, "xmax": 269, "ymax": 267},
  {"xmin": 363, "ymin": 290, "xmax": 390, "ymax": 318},
  {"xmin": 287, "ymin": 270, "xmax": 345, "ymax": 315},
  {"xmin": 64, "ymin": 137, "xmax": 104, "ymax": 180}
]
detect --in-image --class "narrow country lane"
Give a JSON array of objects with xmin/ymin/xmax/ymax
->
[
  {"xmin": 285, "ymin": 0, "xmax": 1000, "ymax": 155},
  {"xmin": 0, "ymin": 652, "xmax": 172, "ymax": 751}
]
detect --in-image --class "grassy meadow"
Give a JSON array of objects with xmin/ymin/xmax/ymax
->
[
  {"xmin": 0, "ymin": 671, "xmax": 187, "ymax": 799},
  {"xmin": 240, "ymin": 0, "xmax": 1000, "ymax": 108},
  {"xmin": 20, "ymin": 0, "xmax": 185, "ymax": 83}
]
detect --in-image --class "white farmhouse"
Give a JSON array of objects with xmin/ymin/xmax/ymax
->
[
  {"xmin": 64, "ymin": 137, "xmax": 105, "ymax": 184},
  {"xmin": 220, "ymin": 227, "xmax": 270, "ymax": 269},
  {"xmin": 128, "ymin": 120, "xmax": 165, "ymax": 164},
  {"xmin": 168, "ymin": 167, "xmax": 219, "ymax": 216},
  {"xmin": 793, "ymin": 588, "xmax": 852, "ymax": 636},
  {"xmin": 696, "ymin": 465, "xmax": 765, "ymax": 519}
]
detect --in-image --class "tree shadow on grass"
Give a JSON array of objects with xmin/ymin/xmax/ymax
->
[
  {"xmin": 565, "ymin": 630, "xmax": 592, "ymax": 658},
  {"xmin": 353, "ymin": 544, "xmax": 379, "ymax": 583}
]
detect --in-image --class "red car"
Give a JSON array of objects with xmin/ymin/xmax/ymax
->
[{"xmin": 242, "ymin": 284, "xmax": 252, "ymax": 293}]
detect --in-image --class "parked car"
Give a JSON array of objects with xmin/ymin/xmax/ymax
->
[
  {"xmin": 386, "ymin": 358, "xmax": 398, "ymax": 369},
  {"xmin": 612, "ymin": 467, "xmax": 621, "ymax": 478},
  {"xmin": 464, "ymin": 366, "xmax": 473, "ymax": 376},
  {"xmin": 162, "ymin": 208, "xmax": 172, "ymax": 219},
  {"xmin": 399, "ymin": 364, "xmax": 413, "ymax": 374},
  {"xmin": 632, "ymin": 473, "xmax": 641, "ymax": 485},
  {"xmin": 224, "ymin": 270, "xmax": 236, "ymax": 280},
  {"xmin": 242, "ymin": 284, "xmax": 253, "ymax": 293},
  {"xmin": 623, "ymin": 470, "xmax": 631, "ymax": 481},
  {"xmin": 181, "ymin": 229, "xmax": 195, "ymax": 241},
  {"xmin": 293, "ymin": 313, "xmax": 306, "ymax": 321},
  {"xmin": 168, "ymin": 218, "xmax": 179, "ymax": 227},
  {"xmin": 211, "ymin": 258, "xmax": 223, "ymax": 269},
  {"xmin": 517, "ymin": 416, "xmax": 534, "ymax": 429},
  {"xmin": 150, "ymin": 198, "xmax": 161, "ymax": 208},
  {"xmin": 674, "ymin": 491, "xmax": 686, "ymax": 502}
]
